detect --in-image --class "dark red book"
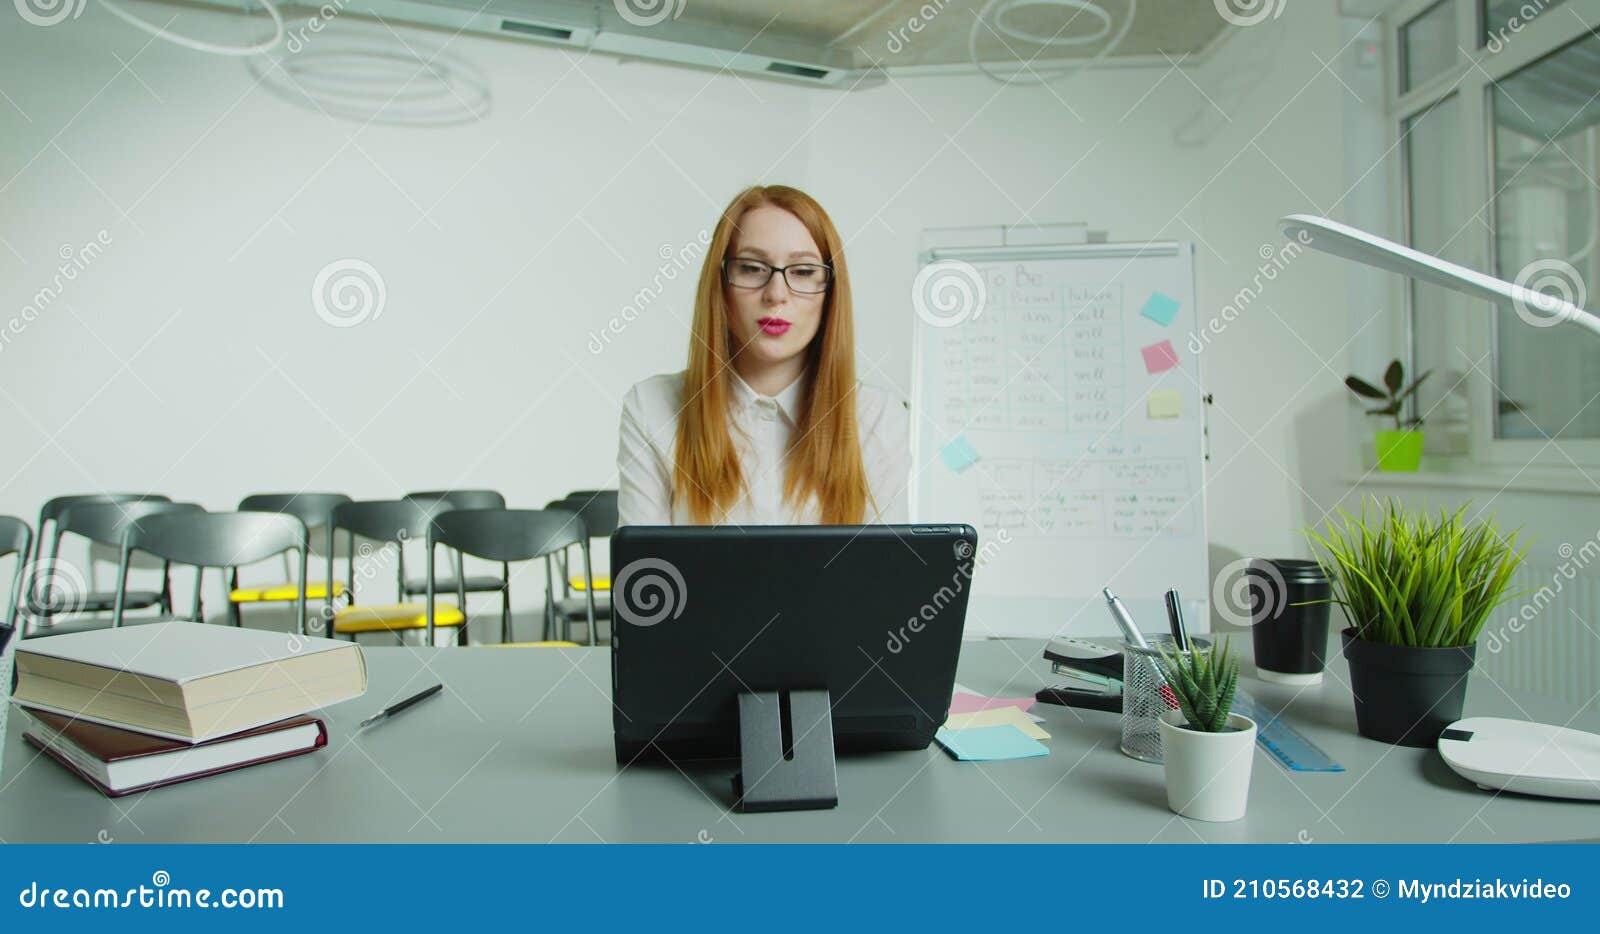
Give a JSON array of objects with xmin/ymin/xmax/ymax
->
[{"xmin": 18, "ymin": 707, "xmax": 327, "ymax": 797}]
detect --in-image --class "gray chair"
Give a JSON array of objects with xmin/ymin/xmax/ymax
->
[
  {"xmin": 28, "ymin": 500, "xmax": 202, "ymax": 636},
  {"xmin": 326, "ymin": 499, "xmax": 465, "ymax": 646},
  {"xmin": 113, "ymin": 511, "xmax": 310, "ymax": 635},
  {"xmin": 425, "ymin": 508, "xmax": 595, "ymax": 646},
  {"xmin": 230, "ymin": 493, "xmax": 352, "ymax": 627},
  {"xmin": 25, "ymin": 493, "xmax": 169, "ymax": 626},
  {"xmin": 0, "ymin": 516, "xmax": 34, "ymax": 653},
  {"xmin": 547, "ymin": 490, "xmax": 618, "ymax": 645},
  {"xmin": 403, "ymin": 489, "xmax": 512, "ymax": 641}
]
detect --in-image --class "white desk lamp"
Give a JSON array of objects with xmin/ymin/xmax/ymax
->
[
  {"xmin": 1280, "ymin": 213, "xmax": 1600, "ymax": 338},
  {"xmin": 1281, "ymin": 213, "xmax": 1600, "ymax": 801}
]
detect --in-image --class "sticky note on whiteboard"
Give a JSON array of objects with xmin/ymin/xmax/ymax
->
[
  {"xmin": 1147, "ymin": 390, "xmax": 1182, "ymax": 419},
  {"xmin": 1141, "ymin": 340, "xmax": 1181, "ymax": 374},
  {"xmin": 939, "ymin": 435, "xmax": 980, "ymax": 472},
  {"xmin": 1140, "ymin": 291, "xmax": 1181, "ymax": 327}
]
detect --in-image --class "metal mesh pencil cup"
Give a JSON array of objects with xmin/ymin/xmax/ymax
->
[{"xmin": 1121, "ymin": 635, "xmax": 1211, "ymax": 763}]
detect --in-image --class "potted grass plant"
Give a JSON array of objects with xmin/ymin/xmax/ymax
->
[
  {"xmin": 1154, "ymin": 639, "xmax": 1255, "ymax": 822},
  {"xmin": 1307, "ymin": 499, "xmax": 1526, "ymax": 747},
  {"xmin": 1345, "ymin": 359, "xmax": 1430, "ymax": 471}
]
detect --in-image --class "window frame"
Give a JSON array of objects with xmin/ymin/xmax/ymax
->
[{"xmin": 1386, "ymin": 0, "xmax": 1600, "ymax": 469}]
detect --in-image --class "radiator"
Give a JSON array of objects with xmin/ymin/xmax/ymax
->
[{"xmin": 1475, "ymin": 558, "xmax": 1600, "ymax": 715}]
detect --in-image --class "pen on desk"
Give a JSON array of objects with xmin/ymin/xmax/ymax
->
[
  {"xmin": 1101, "ymin": 588, "xmax": 1149, "ymax": 649},
  {"xmin": 360, "ymin": 683, "xmax": 444, "ymax": 729},
  {"xmin": 1164, "ymin": 589, "xmax": 1190, "ymax": 652}
]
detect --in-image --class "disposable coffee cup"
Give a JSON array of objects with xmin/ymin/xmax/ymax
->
[{"xmin": 1247, "ymin": 558, "xmax": 1331, "ymax": 686}]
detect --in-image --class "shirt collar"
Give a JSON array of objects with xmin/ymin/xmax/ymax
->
[{"xmin": 730, "ymin": 369, "xmax": 807, "ymax": 425}]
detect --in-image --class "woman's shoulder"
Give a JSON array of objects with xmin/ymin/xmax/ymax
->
[
  {"xmin": 854, "ymin": 379, "xmax": 908, "ymax": 429},
  {"xmin": 624, "ymin": 371, "xmax": 686, "ymax": 417}
]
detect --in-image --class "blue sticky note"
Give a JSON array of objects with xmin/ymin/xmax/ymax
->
[
  {"xmin": 939, "ymin": 435, "xmax": 980, "ymax": 473},
  {"xmin": 935, "ymin": 725, "xmax": 1049, "ymax": 761},
  {"xmin": 1141, "ymin": 291, "xmax": 1181, "ymax": 327}
]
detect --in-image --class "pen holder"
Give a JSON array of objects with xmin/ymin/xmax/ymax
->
[{"xmin": 1120, "ymin": 635, "xmax": 1210, "ymax": 763}]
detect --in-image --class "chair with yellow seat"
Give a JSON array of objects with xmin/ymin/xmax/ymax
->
[
  {"xmin": 425, "ymin": 507, "xmax": 596, "ymax": 646},
  {"xmin": 545, "ymin": 490, "xmax": 617, "ymax": 645},
  {"xmin": 402, "ymin": 489, "xmax": 512, "ymax": 642},
  {"xmin": 326, "ymin": 499, "xmax": 465, "ymax": 646},
  {"xmin": 228, "ymin": 493, "xmax": 351, "ymax": 628}
]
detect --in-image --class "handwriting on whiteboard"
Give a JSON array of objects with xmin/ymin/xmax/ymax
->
[{"xmin": 975, "ymin": 457, "xmax": 1193, "ymax": 538}]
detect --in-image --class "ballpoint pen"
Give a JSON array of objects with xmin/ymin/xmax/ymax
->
[
  {"xmin": 1102, "ymin": 588, "xmax": 1149, "ymax": 649},
  {"xmin": 1103, "ymin": 588, "xmax": 1178, "ymax": 710},
  {"xmin": 1165, "ymin": 589, "xmax": 1190, "ymax": 652},
  {"xmin": 360, "ymin": 683, "xmax": 444, "ymax": 729}
]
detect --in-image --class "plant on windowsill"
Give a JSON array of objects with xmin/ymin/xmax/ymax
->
[
  {"xmin": 1153, "ymin": 639, "xmax": 1254, "ymax": 822},
  {"xmin": 1306, "ymin": 498, "xmax": 1527, "ymax": 747},
  {"xmin": 1346, "ymin": 359, "xmax": 1431, "ymax": 472}
]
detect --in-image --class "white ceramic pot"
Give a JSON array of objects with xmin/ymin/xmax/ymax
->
[{"xmin": 1157, "ymin": 709, "xmax": 1257, "ymax": 822}]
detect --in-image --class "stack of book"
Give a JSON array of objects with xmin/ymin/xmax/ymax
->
[{"xmin": 9, "ymin": 622, "xmax": 366, "ymax": 797}]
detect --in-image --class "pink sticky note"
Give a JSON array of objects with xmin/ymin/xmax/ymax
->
[
  {"xmin": 1141, "ymin": 339, "xmax": 1180, "ymax": 374},
  {"xmin": 949, "ymin": 692, "xmax": 1038, "ymax": 715}
]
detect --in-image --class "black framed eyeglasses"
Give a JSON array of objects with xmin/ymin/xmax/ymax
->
[{"xmin": 721, "ymin": 257, "xmax": 833, "ymax": 294}]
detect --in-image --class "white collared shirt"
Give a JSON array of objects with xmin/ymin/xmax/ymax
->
[{"xmin": 617, "ymin": 369, "xmax": 910, "ymax": 526}]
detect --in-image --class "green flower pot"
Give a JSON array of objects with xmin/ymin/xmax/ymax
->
[{"xmin": 1375, "ymin": 430, "xmax": 1423, "ymax": 472}]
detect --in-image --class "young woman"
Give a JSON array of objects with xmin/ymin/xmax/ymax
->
[{"xmin": 617, "ymin": 185, "xmax": 909, "ymax": 526}]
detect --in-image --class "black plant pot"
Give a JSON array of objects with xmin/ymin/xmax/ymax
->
[{"xmin": 1340, "ymin": 628, "xmax": 1476, "ymax": 747}]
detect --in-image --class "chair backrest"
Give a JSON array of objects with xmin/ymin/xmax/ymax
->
[
  {"xmin": 39, "ymin": 492, "xmax": 170, "ymax": 525},
  {"xmin": 406, "ymin": 489, "xmax": 506, "ymax": 511},
  {"xmin": 116, "ymin": 511, "xmax": 308, "ymax": 633},
  {"xmin": 429, "ymin": 508, "xmax": 587, "ymax": 564},
  {"xmin": 332, "ymin": 498, "xmax": 449, "ymax": 546},
  {"xmin": 124, "ymin": 511, "xmax": 309, "ymax": 569},
  {"xmin": 56, "ymin": 500, "xmax": 204, "ymax": 549},
  {"xmin": 238, "ymin": 493, "xmax": 352, "ymax": 534},
  {"xmin": 549, "ymin": 490, "xmax": 618, "ymax": 539},
  {"xmin": 0, "ymin": 516, "xmax": 33, "ymax": 634}
]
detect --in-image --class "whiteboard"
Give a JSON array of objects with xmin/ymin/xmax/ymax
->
[{"xmin": 910, "ymin": 241, "xmax": 1208, "ymax": 641}]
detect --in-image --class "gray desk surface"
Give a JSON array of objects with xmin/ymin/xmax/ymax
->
[{"xmin": 3, "ymin": 636, "xmax": 1597, "ymax": 843}]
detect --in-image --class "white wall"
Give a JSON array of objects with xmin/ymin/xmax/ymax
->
[{"xmin": 1, "ymin": 3, "xmax": 1362, "ymax": 622}]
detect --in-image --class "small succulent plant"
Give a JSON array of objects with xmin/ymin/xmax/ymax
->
[{"xmin": 1155, "ymin": 640, "xmax": 1240, "ymax": 733}]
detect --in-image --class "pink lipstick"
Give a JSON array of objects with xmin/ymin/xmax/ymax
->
[{"xmin": 758, "ymin": 317, "xmax": 791, "ymax": 336}]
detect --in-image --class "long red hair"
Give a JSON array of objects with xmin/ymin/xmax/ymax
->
[{"xmin": 673, "ymin": 185, "xmax": 870, "ymax": 525}]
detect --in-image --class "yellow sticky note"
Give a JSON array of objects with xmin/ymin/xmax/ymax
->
[
  {"xmin": 943, "ymin": 706, "xmax": 1050, "ymax": 740},
  {"xmin": 1147, "ymin": 390, "xmax": 1182, "ymax": 419}
]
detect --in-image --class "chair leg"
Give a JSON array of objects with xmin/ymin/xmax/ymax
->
[{"xmin": 500, "ymin": 565, "xmax": 511, "ymax": 644}]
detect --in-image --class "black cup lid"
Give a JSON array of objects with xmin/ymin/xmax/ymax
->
[{"xmin": 1249, "ymin": 558, "xmax": 1328, "ymax": 583}]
